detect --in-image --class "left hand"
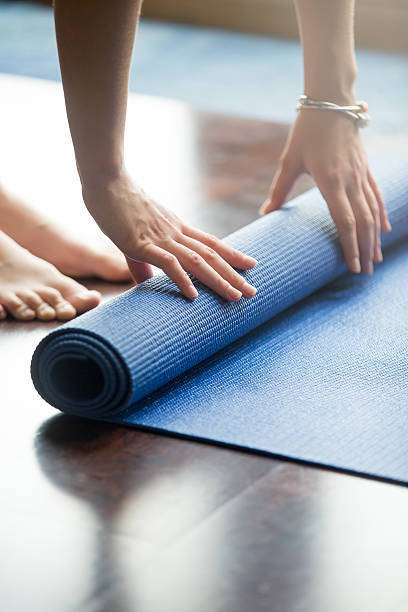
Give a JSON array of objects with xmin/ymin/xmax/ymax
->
[{"xmin": 260, "ymin": 110, "xmax": 391, "ymax": 275}]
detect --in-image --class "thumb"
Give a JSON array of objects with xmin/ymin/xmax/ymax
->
[
  {"xmin": 125, "ymin": 256, "xmax": 154, "ymax": 284},
  {"xmin": 260, "ymin": 161, "xmax": 298, "ymax": 215}
]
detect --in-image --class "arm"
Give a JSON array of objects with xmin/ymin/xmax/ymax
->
[
  {"xmin": 261, "ymin": 0, "xmax": 390, "ymax": 275},
  {"xmin": 53, "ymin": 0, "xmax": 257, "ymax": 301}
]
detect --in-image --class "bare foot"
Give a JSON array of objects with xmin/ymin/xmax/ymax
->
[
  {"xmin": 0, "ymin": 230, "xmax": 101, "ymax": 321},
  {"xmin": 0, "ymin": 185, "xmax": 132, "ymax": 282}
]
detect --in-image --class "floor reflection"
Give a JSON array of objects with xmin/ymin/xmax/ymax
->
[{"xmin": 34, "ymin": 415, "xmax": 316, "ymax": 612}]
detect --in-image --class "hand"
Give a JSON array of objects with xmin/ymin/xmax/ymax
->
[
  {"xmin": 83, "ymin": 171, "xmax": 257, "ymax": 301},
  {"xmin": 260, "ymin": 110, "xmax": 391, "ymax": 274}
]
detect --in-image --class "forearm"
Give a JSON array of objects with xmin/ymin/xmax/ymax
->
[
  {"xmin": 53, "ymin": 0, "xmax": 142, "ymax": 188},
  {"xmin": 294, "ymin": 0, "xmax": 358, "ymax": 103}
]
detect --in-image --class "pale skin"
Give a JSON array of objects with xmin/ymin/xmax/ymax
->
[
  {"xmin": 0, "ymin": 0, "xmax": 388, "ymax": 321},
  {"xmin": 261, "ymin": 0, "xmax": 391, "ymax": 274}
]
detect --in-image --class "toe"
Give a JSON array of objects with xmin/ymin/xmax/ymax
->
[
  {"xmin": 67, "ymin": 289, "xmax": 101, "ymax": 314},
  {"xmin": 36, "ymin": 287, "xmax": 77, "ymax": 321},
  {"xmin": 16, "ymin": 289, "xmax": 56, "ymax": 321},
  {"xmin": 53, "ymin": 276, "xmax": 101, "ymax": 315},
  {"xmin": 1, "ymin": 292, "xmax": 36, "ymax": 321},
  {"xmin": 0, "ymin": 304, "xmax": 7, "ymax": 320}
]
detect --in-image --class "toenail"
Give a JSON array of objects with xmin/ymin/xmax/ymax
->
[
  {"xmin": 20, "ymin": 308, "xmax": 35, "ymax": 318},
  {"xmin": 60, "ymin": 303, "xmax": 74, "ymax": 311},
  {"xmin": 38, "ymin": 305, "xmax": 55, "ymax": 316}
]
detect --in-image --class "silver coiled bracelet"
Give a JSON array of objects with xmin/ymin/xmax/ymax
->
[{"xmin": 297, "ymin": 94, "xmax": 370, "ymax": 128}]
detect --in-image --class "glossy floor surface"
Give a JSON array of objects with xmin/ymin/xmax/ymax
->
[{"xmin": 1, "ymin": 75, "xmax": 408, "ymax": 612}]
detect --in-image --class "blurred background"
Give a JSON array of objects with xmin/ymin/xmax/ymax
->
[{"xmin": 0, "ymin": 0, "xmax": 407, "ymax": 146}]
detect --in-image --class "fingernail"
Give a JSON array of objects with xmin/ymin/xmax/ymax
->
[
  {"xmin": 188, "ymin": 287, "xmax": 198, "ymax": 300},
  {"xmin": 243, "ymin": 283, "xmax": 257, "ymax": 297},
  {"xmin": 244, "ymin": 256, "xmax": 258, "ymax": 267},
  {"xmin": 228, "ymin": 287, "xmax": 242, "ymax": 301},
  {"xmin": 350, "ymin": 257, "xmax": 361, "ymax": 274},
  {"xmin": 376, "ymin": 249, "xmax": 383, "ymax": 263},
  {"xmin": 385, "ymin": 221, "xmax": 392, "ymax": 232}
]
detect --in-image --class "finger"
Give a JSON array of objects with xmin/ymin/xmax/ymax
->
[
  {"xmin": 125, "ymin": 256, "xmax": 154, "ymax": 284},
  {"xmin": 166, "ymin": 241, "xmax": 243, "ymax": 302},
  {"xmin": 363, "ymin": 181, "xmax": 382, "ymax": 263},
  {"xmin": 260, "ymin": 160, "xmax": 298, "ymax": 215},
  {"xmin": 176, "ymin": 234, "xmax": 256, "ymax": 298},
  {"xmin": 347, "ymin": 185, "xmax": 375, "ymax": 275},
  {"xmin": 367, "ymin": 169, "xmax": 391, "ymax": 232},
  {"xmin": 182, "ymin": 226, "xmax": 257, "ymax": 270},
  {"xmin": 142, "ymin": 244, "xmax": 198, "ymax": 300},
  {"xmin": 319, "ymin": 183, "xmax": 360, "ymax": 273}
]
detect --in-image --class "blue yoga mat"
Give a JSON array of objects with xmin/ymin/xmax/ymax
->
[{"xmin": 31, "ymin": 158, "xmax": 408, "ymax": 484}]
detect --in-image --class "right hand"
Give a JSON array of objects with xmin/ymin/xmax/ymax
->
[
  {"xmin": 83, "ymin": 171, "xmax": 257, "ymax": 301},
  {"xmin": 260, "ymin": 110, "xmax": 391, "ymax": 275}
]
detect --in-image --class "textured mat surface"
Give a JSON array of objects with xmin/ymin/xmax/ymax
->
[{"xmin": 32, "ymin": 158, "xmax": 408, "ymax": 483}]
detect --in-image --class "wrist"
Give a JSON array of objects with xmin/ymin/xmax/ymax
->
[
  {"xmin": 75, "ymin": 143, "xmax": 125, "ymax": 190},
  {"xmin": 81, "ymin": 164, "xmax": 130, "ymax": 207},
  {"xmin": 79, "ymin": 160, "xmax": 126, "ymax": 194},
  {"xmin": 304, "ymin": 62, "xmax": 358, "ymax": 106}
]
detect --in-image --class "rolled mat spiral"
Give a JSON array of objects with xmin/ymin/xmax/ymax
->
[{"xmin": 32, "ymin": 157, "xmax": 408, "ymax": 484}]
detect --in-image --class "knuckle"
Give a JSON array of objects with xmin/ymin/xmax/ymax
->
[
  {"xmin": 360, "ymin": 214, "xmax": 374, "ymax": 231},
  {"xmin": 188, "ymin": 252, "xmax": 203, "ymax": 266},
  {"xmin": 171, "ymin": 229, "xmax": 184, "ymax": 242},
  {"xmin": 350, "ymin": 159, "xmax": 364, "ymax": 177},
  {"xmin": 371, "ymin": 203, "xmax": 380, "ymax": 220},
  {"xmin": 205, "ymin": 234, "xmax": 218, "ymax": 248},
  {"xmin": 234, "ymin": 274, "xmax": 246, "ymax": 287},
  {"xmin": 218, "ymin": 279, "xmax": 230, "ymax": 292},
  {"xmin": 158, "ymin": 237, "xmax": 174, "ymax": 250},
  {"xmin": 339, "ymin": 215, "xmax": 356, "ymax": 233},
  {"xmin": 162, "ymin": 252, "xmax": 176, "ymax": 265},
  {"xmin": 348, "ymin": 171, "xmax": 363, "ymax": 191},
  {"xmin": 204, "ymin": 247, "xmax": 217, "ymax": 262},
  {"xmin": 324, "ymin": 167, "xmax": 342, "ymax": 186}
]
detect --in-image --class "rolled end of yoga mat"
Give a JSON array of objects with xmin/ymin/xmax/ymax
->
[
  {"xmin": 31, "ymin": 331, "xmax": 131, "ymax": 417},
  {"xmin": 31, "ymin": 157, "xmax": 408, "ymax": 418}
]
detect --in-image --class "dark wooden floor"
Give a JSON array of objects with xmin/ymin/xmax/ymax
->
[{"xmin": 1, "ymin": 75, "xmax": 408, "ymax": 612}]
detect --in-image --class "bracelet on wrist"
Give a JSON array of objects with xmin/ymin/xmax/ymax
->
[{"xmin": 296, "ymin": 94, "xmax": 370, "ymax": 128}]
